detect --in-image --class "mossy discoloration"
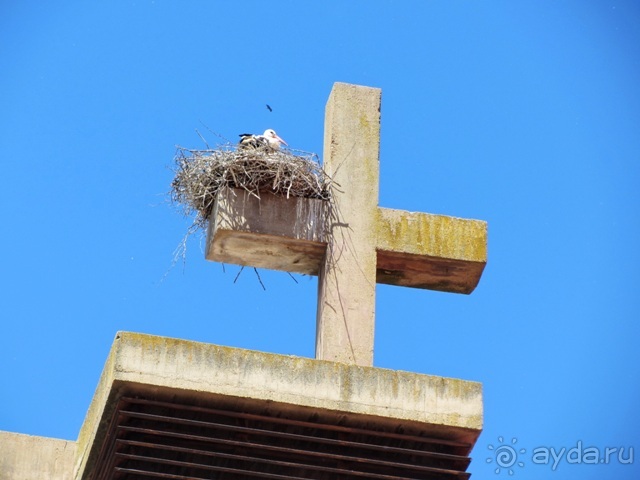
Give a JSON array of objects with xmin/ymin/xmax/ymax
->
[
  {"xmin": 109, "ymin": 332, "xmax": 482, "ymax": 428},
  {"xmin": 359, "ymin": 112, "xmax": 371, "ymax": 131},
  {"xmin": 376, "ymin": 208, "xmax": 487, "ymax": 262}
]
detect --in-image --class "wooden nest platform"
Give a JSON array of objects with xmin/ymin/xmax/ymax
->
[{"xmin": 171, "ymin": 145, "xmax": 333, "ymax": 230}]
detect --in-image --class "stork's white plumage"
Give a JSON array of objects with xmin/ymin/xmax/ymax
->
[{"xmin": 239, "ymin": 129, "xmax": 287, "ymax": 150}]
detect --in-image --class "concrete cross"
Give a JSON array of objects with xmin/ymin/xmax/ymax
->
[{"xmin": 206, "ymin": 82, "xmax": 487, "ymax": 367}]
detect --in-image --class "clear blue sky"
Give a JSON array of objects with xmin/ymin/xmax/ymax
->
[{"xmin": 1, "ymin": 2, "xmax": 638, "ymax": 479}]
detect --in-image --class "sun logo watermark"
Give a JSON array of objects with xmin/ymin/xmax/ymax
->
[
  {"xmin": 485, "ymin": 436, "xmax": 634, "ymax": 473},
  {"xmin": 486, "ymin": 436, "xmax": 526, "ymax": 475}
]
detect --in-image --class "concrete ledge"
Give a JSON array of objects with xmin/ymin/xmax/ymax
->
[
  {"xmin": 75, "ymin": 331, "xmax": 482, "ymax": 478},
  {"xmin": 0, "ymin": 431, "xmax": 76, "ymax": 480},
  {"xmin": 112, "ymin": 333, "xmax": 482, "ymax": 427}
]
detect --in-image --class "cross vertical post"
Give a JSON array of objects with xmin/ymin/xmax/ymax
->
[{"xmin": 316, "ymin": 83, "xmax": 381, "ymax": 366}]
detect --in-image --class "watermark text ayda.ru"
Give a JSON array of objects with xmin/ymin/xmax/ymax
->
[
  {"xmin": 532, "ymin": 441, "xmax": 633, "ymax": 471},
  {"xmin": 486, "ymin": 436, "xmax": 634, "ymax": 474}
]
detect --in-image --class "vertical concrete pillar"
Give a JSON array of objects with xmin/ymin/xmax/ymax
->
[{"xmin": 315, "ymin": 83, "xmax": 381, "ymax": 366}]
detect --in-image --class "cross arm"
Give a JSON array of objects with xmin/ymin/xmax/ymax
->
[{"xmin": 376, "ymin": 207, "xmax": 487, "ymax": 294}]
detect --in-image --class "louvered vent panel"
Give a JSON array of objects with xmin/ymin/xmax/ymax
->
[{"xmin": 92, "ymin": 396, "xmax": 473, "ymax": 480}]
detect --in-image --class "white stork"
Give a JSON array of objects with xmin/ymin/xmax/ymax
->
[{"xmin": 238, "ymin": 129, "xmax": 287, "ymax": 150}]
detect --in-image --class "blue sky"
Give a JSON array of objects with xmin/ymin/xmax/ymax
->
[{"xmin": 1, "ymin": 2, "xmax": 639, "ymax": 479}]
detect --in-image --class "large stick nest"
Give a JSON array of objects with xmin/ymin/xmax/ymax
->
[{"xmin": 171, "ymin": 145, "xmax": 333, "ymax": 229}]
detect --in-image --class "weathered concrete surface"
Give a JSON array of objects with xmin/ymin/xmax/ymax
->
[
  {"xmin": 0, "ymin": 431, "xmax": 76, "ymax": 480},
  {"xmin": 316, "ymin": 82, "xmax": 381, "ymax": 366},
  {"xmin": 376, "ymin": 207, "xmax": 487, "ymax": 293},
  {"xmin": 73, "ymin": 331, "xmax": 482, "ymax": 478},
  {"xmin": 100, "ymin": 332, "xmax": 483, "ymax": 428}
]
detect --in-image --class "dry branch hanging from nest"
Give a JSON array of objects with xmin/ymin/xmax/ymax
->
[{"xmin": 171, "ymin": 144, "xmax": 333, "ymax": 230}]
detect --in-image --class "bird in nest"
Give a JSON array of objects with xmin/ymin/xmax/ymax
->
[{"xmin": 238, "ymin": 129, "xmax": 287, "ymax": 151}]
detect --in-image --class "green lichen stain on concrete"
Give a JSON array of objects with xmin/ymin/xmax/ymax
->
[
  {"xmin": 390, "ymin": 374, "xmax": 400, "ymax": 398},
  {"xmin": 339, "ymin": 368, "xmax": 353, "ymax": 402},
  {"xmin": 359, "ymin": 112, "xmax": 371, "ymax": 131},
  {"xmin": 354, "ymin": 108, "xmax": 380, "ymax": 197},
  {"xmin": 444, "ymin": 377, "xmax": 482, "ymax": 399},
  {"xmin": 376, "ymin": 209, "xmax": 487, "ymax": 262}
]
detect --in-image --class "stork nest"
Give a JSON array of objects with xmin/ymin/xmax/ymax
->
[{"xmin": 171, "ymin": 144, "xmax": 333, "ymax": 230}]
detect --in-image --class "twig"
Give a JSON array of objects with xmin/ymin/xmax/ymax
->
[
  {"xmin": 195, "ymin": 129, "xmax": 210, "ymax": 149},
  {"xmin": 253, "ymin": 268, "xmax": 266, "ymax": 290},
  {"xmin": 198, "ymin": 122, "xmax": 231, "ymax": 144},
  {"xmin": 233, "ymin": 266, "xmax": 245, "ymax": 283}
]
